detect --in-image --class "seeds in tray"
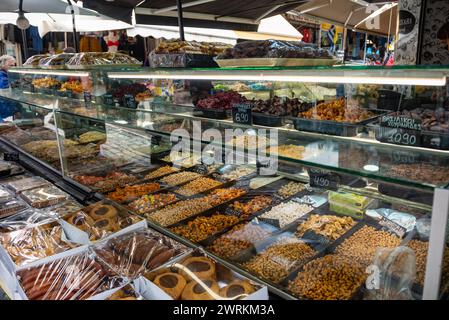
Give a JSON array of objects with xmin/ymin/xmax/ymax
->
[
  {"xmin": 170, "ymin": 213, "xmax": 239, "ymax": 243},
  {"xmin": 295, "ymin": 214, "xmax": 355, "ymax": 241},
  {"xmin": 230, "ymin": 195, "xmax": 273, "ymax": 220},
  {"xmin": 288, "ymin": 254, "xmax": 366, "ymax": 300},
  {"xmin": 145, "ymin": 166, "xmax": 179, "ymax": 180},
  {"xmin": 222, "ymin": 167, "xmax": 255, "ymax": 180},
  {"xmin": 243, "ymin": 237, "xmax": 316, "ymax": 283},
  {"xmin": 128, "ymin": 193, "xmax": 178, "ymax": 215},
  {"xmin": 407, "ymin": 239, "xmax": 449, "ymax": 286},
  {"xmin": 228, "ymin": 135, "xmax": 271, "ymax": 150},
  {"xmin": 268, "ymin": 144, "xmax": 305, "ymax": 160},
  {"xmin": 176, "ymin": 177, "xmax": 222, "ymax": 196},
  {"xmin": 160, "ymin": 171, "xmax": 202, "ymax": 186},
  {"xmin": 259, "ymin": 201, "xmax": 313, "ymax": 228},
  {"xmin": 148, "ymin": 197, "xmax": 214, "ymax": 227},
  {"xmin": 207, "ymin": 222, "xmax": 273, "ymax": 259},
  {"xmin": 277, "ymin": 181, "xmax": 306, "ymax": 198},
  {"xmin": 107, "ymin": 183, "xmax": 161, "ymax": 203},
  {"xmin": 335, "ymin": 225, "xmax": 401, "ymax": 267}
]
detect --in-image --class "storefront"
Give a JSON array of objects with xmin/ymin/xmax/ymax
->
[{"xmin": 0, "ymin": 0, "xmax": 448, "ymax": 304}]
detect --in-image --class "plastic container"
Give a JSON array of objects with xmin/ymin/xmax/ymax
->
[{"xmin": 252, "ymin": 113, "xmax": 284, "ymax": 127}]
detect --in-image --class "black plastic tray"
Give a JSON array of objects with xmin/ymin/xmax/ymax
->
[
  {"xmin": 252, "ymin": 113, "xmax": 284, "ymax": 127},
  {"xmin": 289, "ymin": 109, "xmax": 385, "ymax": 137},
  {"xmin": 378, "ymin": 183, "xmax": 433, "ymax": 206},
  {"xmin": 193, "ymin": 108, "xmax": 230, "ymax": 120}
]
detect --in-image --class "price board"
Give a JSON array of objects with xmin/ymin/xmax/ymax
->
[
  {"xmin": 84, "ymin": 91, "xmax": 92, "ymax": 108},
  {"xmin": 124, "ymin": 94, "xmax": 137, "ymax": 109},
  {"xmin": 307, "ymin": 168, "xmax": 339, "ymax": 191},
  {"xmin": 232, "ymin": 103, "xmax": 252, "ymax": 125},
  {"xmin": 378, "ymin": 115, "xmax": 422, "ymax": 147}
]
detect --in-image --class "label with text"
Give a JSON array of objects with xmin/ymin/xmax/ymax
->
[{"xmin": 232, "ymin": 103, "xmax": 252, "ymax": 125}]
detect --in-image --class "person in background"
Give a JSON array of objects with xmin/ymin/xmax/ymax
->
[
  {"xmin": 0, "ymin": 55, "xmax": 20, "ymax": 121},
  {"xmin": 0, "ymin": 55, "xmax": 16, "ymax": 90}
]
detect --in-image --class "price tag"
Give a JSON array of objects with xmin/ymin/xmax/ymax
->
[
  {"xmin": 258, "ymin": 217, "xmax": 281, "ymax": 229},
  {"xmin": 234, "ymin": 178, "xmax": 251, "ymax": 189},
  {"xmin": 225, "ymin": 207, "xmax": 242, "ymax": 218},
  {"xmin": 65, "ymin": 90, "xmax": 73, "ymax": 99},
  {"xmin": 193, "ymin": 164, "xmax": 209, "ymax": 175},
  {"xmin": 308, "ymin": 168, "xmax": 339, "ymax": 191},
  {"xmin": 389, "ymin": 150, "xmax": 419, "ymax": 164},
  {"xmin": 378, "ymin": 127, "xmax": 421, "ymax": 147},
  {"xmin": 378, "ymin": 217, "xmax": 407, "ymax": 238},
  {"xmin": 379, "ymin": 115, "xmax": 422, "ymax": 147},
  {"xmin": 232, "ymin": 103, "xmax": 252, "ymax": 125},
  {"xmin": 84, "ymin": 91, "xmax": 92, "ymax": 108},
  {"xmin": 124, "ymin": 94, "xmax": 137, "ymax": 109},
  {"xmin": 103, "ymin": 93, "xmax": 114, "ymax": 106},
  {"xmin": 3, "ymin": 152, "xmax": 19, "ymax": 161},
  {"xmin": 150, "ymin": 135, "xmax": 162, "ymax": 145}
]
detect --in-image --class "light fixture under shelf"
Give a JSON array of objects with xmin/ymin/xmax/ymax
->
[
  {"xmin": 107, "ymin": 70, "xmax": 448, "ymax": 86},
  {"xmin": 9, "ymin": 69, "xmax": 90, "ymax": 77}
]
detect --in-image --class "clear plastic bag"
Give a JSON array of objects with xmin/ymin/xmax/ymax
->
[
  {"xmin": 145, "ymin": 251, "xmax": 262, "ymax": 300},
  {"xmin": 64, "ymin": 200, "xmax": 143, "ymax": 241},
  {"xmin": 0, "ymin": 209, "xmax": 54, "ymax": 232},
  {"xmin": 39, "ymin": 53, "xmax": 75, "ymax": 68},
  {"xmin": 0, "ymin": 221, "xmax": 79, "ymax": 266},
  {"xmin": 364, "ymin": 246, "xmax": 416, "ymax": 300},
  {"xmin": 217, "ymin": 40, "xmax": 333, "ymax": 60},
  {"xmin": 23, "ymin": 54, "xmax": 50, "ymax": 66},
  {"xmin": 92, "ymin": 229, "xmax": 189, "ymax": 279},
  {"xmin": 16, "ymin": 250, "xmax": 125, "ymax": 300}
]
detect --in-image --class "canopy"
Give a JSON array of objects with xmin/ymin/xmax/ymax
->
[
  {"xmin": 293, "ymin": 0, "xmax": 398, "ymax": 36},
  {"xmin": 127, "ymin": 15, "xmax": 303, "ymax": 44},
  {"xmin": 81, "ymin": 0, "xmax": 309, "ymax": 30},
  {"xmin": 0, "ymin": 0, "xmax": 98, "ymax": 16},
  {"xmin": 0, "ymin": 12, "xmax": 132, "ymax": 37}
]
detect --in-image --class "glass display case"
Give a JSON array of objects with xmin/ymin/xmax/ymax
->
[{"xmin": 1, "ymin": 65, "xmax": 449, "ymax": 300}]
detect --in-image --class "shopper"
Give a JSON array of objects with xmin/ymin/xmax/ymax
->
[
  {"xmin": 0, "ymin": 55, "xmax": 16, "ymax": 90},
  {"xmin": 0, "ymin": 55, "xmax": 20, "ymax": 121}
]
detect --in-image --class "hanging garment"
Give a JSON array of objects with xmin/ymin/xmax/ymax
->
[
  {"xmin": 29, "ymin": 26, "xmax": 43, "ymax": 53},
  {"xmin": 79, "ymin": 36, "xmax": 102, "ymax": 52}
]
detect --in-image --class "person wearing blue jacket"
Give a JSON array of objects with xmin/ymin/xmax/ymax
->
[{"xmin": 0, "ymin": 55, "xmax": 20, "ymax": 121}]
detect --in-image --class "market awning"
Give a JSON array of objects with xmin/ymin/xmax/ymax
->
[
  {"xmin": 292, "ymin": 0, "xmax": 398, "ymax": 36},
  {"xmin": 0, "ymin": 0, "xmax": 98, "ymax": 16},
  {"xmin": 0, "ymin": 12, "xmax": 132, "ymax": 38},
  {"xmin": 81, "ymin": 0, "xmax": 310, "ymax": 30},
  {"xmin": 127, "ymin": 15, "xmax": 303, "ymax": 44}
]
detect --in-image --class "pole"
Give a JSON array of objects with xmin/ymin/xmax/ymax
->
[
  {"xmin": 21, "ymin": 29, "xmax": 28, "ymax": 60},
  {"xmin": 66, "ymin": 0, "xmax": 79, "ymax": 52},
  {"xmin": 176, "ymin": 0, "xmax": 185, "ymax": 41}
]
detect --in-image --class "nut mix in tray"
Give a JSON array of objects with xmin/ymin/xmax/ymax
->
[
  {"xmin": 259, "ymin": 201, "xmax": 313, "ymax": 228},
  {"xmin": 145, "ymin": 166, "xmax": 179, "ymax": 180},
  {"xmin": 207, "ymin": 222, "xmax": 273, "ymax": 259},
  {"xmin": 175, "ymin": 177, "xmax": 222, "ymax": 196},
  {"xmin": 107, "ymin": 182, "xmax": 161, "ymax": 203},
  {"xmin": 335, "ymin": 225, "xmax": 401, "ymax": 267},
  {"xmin": 159, "ymin": 171, "xmax": 202, "ymax": 186},
  {"xmin": 230, "ymin": 195, "xmax": 273, "ymax": 220},
  {"xmin": 128, "ymin": 193, "xmax": 179, "ymax": 216},
  {"xmin": 170, "ymin": 213, "xmax": 239, "ymax": 243},
  {"xmin": 277, "ymin": 181, "xmax": 306, "ymax": 198},
  {"xmin": 288, "ymin": 254, "xmax": 366, "ymax": 300},
  {"xmin": 243, "ymin": 237, "xmax": 316, "ymax": 284}
]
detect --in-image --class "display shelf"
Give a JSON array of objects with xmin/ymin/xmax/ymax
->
[
  {"xmin": 107, "ymin": 65, "xmax": 449, "ymax": 86},
  {"xmin": 94, "ymin": 105, "xmax": 449, "ymax": 192}
]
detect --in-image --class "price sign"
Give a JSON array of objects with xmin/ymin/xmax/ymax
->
[
  {"xmin": 258, "ymin": 217, "xmax": 281, "ymax": 229},
  {"xmin": 103, "ymin": 93, "xmax": 114, "ymax": 106},
  {"xmin": 124, "ymin": 94, "xmax": 137, "ymax": 109},
  {"xmin": 3, "ymin": 152, "xmax": 19, "ymax": 162},
  {"xmin": 378, "ymin": 217, "xmax": 407, "ymax": 238},
  {"xmin": 84, "ymin": 91, "xmax": 92, "ymax": 108},
  {"xmin": 308, "ymin": 168, "xmax": 339, "ymax": 191},
  {"xmin": 150, "ymin": 135, "xmax": 162, "ymax": 146},
  {"xmin": 234, "ymin": 178, "xmax": 251, "ymax": 189},
  {"xmin": 379, "ymin": 115, "xmax": 422, "ymax": 147},
  {"xmin": 302, "ymin": 230, "xmax": 330, "ymax": 250},
  {"xmin": 232, "ymin": 103, "xmax": 252, "ymax": 125}
]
